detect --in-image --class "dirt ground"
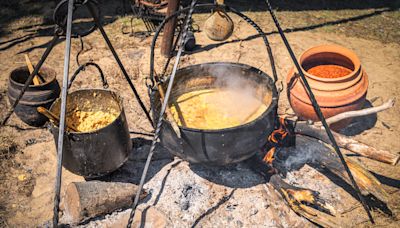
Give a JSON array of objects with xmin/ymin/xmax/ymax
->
[{"xmin": 0, "ymin": 0, "xmax": 399, "ymax": 227}]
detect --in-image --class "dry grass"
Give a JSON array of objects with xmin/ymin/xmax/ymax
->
[{"xmin": 0, "ymin": 130, "xmax": 19, "ymax": 227}]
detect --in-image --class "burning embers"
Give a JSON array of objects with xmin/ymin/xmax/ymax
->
[{"xmin": 263, "ymin": 117, "xmax": 294, "ymax": 166}]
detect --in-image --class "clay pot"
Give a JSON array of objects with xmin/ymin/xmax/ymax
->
[{"xmin": 286, "ymin": 44, "xmax": 368, "ymax": 130}]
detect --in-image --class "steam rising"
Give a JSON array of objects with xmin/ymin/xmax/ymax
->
[{"xmin": 208, "ymin": 65, "xmax": 267, "ymax": 107}]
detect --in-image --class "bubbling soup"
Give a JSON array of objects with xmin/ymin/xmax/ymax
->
[{"xmin": 169, "ymin": 88, "xmax": 272, "ymax": 130}]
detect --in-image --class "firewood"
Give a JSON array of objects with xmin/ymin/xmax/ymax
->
[
  {"xmin": 274, "ymin": 135, "xmax": 389, "ymax": 204},
  {"xmin": 61, "ymin": 181, "xmax": 147, "ymax": 225},
  {"xmin": 316, "ymin": 99, "xmax": 395, "ymax": 126},
  {"xmin": 269, "ymin": 175, "xmax": 340, "ymax": 228},
  {"xmin": 295, "ymin": 122, "xmax": 400, "ymax": 165},
  {"xmin": 290, "ymin": 98, "xmax": 399, "ymax": 165}
]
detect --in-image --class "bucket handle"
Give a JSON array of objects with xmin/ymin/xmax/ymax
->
[
  {"xmin": 68, "ymin": 61, "xmax": 109, "ymax": 89},
  {"xmin": 148, "ymin": 3, "xmax": 278, "ymax": 88}
]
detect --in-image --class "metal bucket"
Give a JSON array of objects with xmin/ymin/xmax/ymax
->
[
  {"xmin": 49, "ymin": 89, "xmax": 131, "ymax": 178},
  {"xmin": 7, "ymin": 66, "xmax": 60, "ymax": 126},
  {"xmin": 152, "ymin": 62, "xmax": 278, "ymax": 165}
]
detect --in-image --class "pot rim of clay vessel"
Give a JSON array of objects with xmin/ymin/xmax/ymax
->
[
  {"xmin": 10, "ymin": 66, "xmax": 57, "ymax": 88},
  {"xmin": 299, "ymin": 44, "xmax": 361, "ymax": 83}
]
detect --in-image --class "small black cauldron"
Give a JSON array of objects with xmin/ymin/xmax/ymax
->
[
  {"xmin": 7, "ymin": 66, "xmax": 60, "ymax": 126},
  {"xmin": 152, "ymin": 62, "xmax": 278, "ymax": 165},
  {"xmin": 49, "ymin": 89, "xmax": 131, "ymax": 178}
]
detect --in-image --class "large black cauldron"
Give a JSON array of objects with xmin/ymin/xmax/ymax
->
[{"xmin": 152, "ymin": 62, "xmax": 278, "ymax": 165}]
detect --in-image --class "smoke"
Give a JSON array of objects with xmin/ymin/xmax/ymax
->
[{"xmin": 274, "ymin": 136, "xmax": 337, "ymax": 172}]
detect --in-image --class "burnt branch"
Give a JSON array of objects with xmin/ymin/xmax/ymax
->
[{"xmin": 269, "ymin": 175, "xmax": 340, "ymax": 228}]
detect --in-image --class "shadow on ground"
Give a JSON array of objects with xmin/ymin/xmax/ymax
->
[{"xmin": 339, "ymin": 100, "xmax": 378, "ymax": 136}]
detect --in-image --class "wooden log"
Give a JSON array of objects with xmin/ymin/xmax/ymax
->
[
  {"xmin": 160, "ymin": 0, "xmax": 181, "ymax": 57},
  {"xmin": 295, "ymin": 122, "xmax": 400, "ymax": 165},
  {"xmin": 61, "ymin": 181, "xmax": 147, "ymax": 225}
]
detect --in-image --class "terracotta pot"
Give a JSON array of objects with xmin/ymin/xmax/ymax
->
[{"xmin": 287, "ymin": 44, "xmax": 368, "ymax": 130}]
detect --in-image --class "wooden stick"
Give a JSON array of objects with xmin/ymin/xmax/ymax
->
[
  {"xmin": 61, "ymin": 181, "xmax": 147, "ymax": 225},
  {"xmin": 37, "ymin": 107, "xmax": 80, "ymax": 132},
  {"xmin": 158, "ymin": 84, "xmax": 181, "ymax": 138},
  {"xmin": 295, "ymin": 122, "xmax": 400, "ymax": 165},
  {"xmin": 315, "ymin": 99, "xmax": 395, "ymax": 126},
  {"xmin": 24, "ymin": 54, "xmax": 42, "ymax": 85}
]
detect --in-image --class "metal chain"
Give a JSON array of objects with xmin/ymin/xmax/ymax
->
[
  {"xmin": 264, "ymin": 0, "xmax": 374, "ymax": 223},
  {"xmin": 126, "ymin": 1, "xmax": 198, "ymax": 227}
]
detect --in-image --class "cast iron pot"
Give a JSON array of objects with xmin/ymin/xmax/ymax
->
[
  {"xmin": 151, "ymin": 62, "xmax": 278, "ymax": 166},
  {"xmin": 49, "ymin": 89, "xmax": 131, "ymax": 178},
  {"xmin": 7, "ymin": 66, "xmax": 60, "ymax": 126}
]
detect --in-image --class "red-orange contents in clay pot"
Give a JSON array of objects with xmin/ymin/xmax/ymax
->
[{"xmin": 307, "ymin": 64, "xmax": 352, "ymax": 78}]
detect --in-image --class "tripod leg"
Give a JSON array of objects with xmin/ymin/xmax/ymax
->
[
  {"xmin": 86, "ymin": 2, "xmax": 154, "ymax": 127},
  {"xmin": 53, "ymin": 0, "xmax": 75, "ymax": 226},
  {"xmin": 1, "ymin": 34, "xmax": 60, "ymax": 126}
]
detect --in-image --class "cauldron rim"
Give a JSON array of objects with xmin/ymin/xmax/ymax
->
[
  {"xmin": 49, "ymin": 88, "xmax": 124, "ymax": 135},
  {"xmin": 9, "ymin": 66, "xmax": 57, "ymax": 88},
  {"xmin": 164, "ymin": 61, "xmax": 279, "ymax": 133}
]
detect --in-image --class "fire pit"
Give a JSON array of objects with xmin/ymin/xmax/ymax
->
[{"xmin": 152, "ymin": 62, "xmax": 278, "ymax": 165}]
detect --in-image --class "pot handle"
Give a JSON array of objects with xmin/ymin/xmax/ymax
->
[
  {"xmin": 68, "ymin": 61, "xmax": 109, "ymax": 89},
  {"xmin": 148, "ymin": 3, "xmax": 278, "ymax": 87}
]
